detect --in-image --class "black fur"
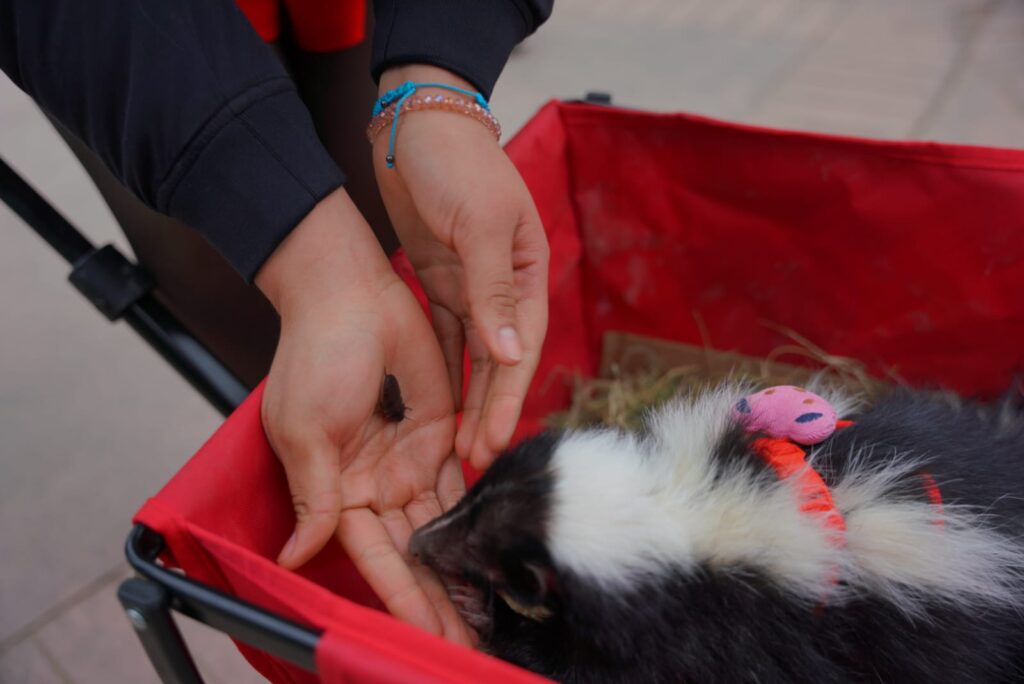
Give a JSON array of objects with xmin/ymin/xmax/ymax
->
[
  {"xmin": 410, "ymin": 431, "xmax": 560, "ymax": 634},
  {"xmin": 411, "ymin": 391, "xmax": 1024, "ymax": 683},
  {"xmin": 821, "ymin": 392, "xmax": 1024, "ymax": 525}
]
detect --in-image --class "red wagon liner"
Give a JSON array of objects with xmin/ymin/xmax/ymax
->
[{"xmin": 131, "ymin": 100, "xmax": 1024, "ymax": 683}]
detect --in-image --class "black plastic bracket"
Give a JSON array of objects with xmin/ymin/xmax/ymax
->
[
  {"xmin": 69, "ymin": 245, "xmax": 155, "ymax": 321},
  {"xmin": 2, "ymin": 156, "xmax": 248, "ymax": 416},
  {"xmin": 582, "ymin": 91, "xmax": 613, "ymax": 105},
  {"xmin": 118, "ymin": 578, "xmax": 204, "ymax": 684}
]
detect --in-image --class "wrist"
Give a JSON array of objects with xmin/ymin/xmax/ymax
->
[
  {"xmin": 379, "ymin": 65, "xmax": 476, "ymax": 97},
  {"xmin": 255, "ymin": 188, "xmax": 396, "ymax": 318},
  {"xmin": 373, "ymin": 66, "xmax": 501, "ymax": 168}
]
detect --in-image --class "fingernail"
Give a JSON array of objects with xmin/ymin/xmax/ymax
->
[
  {"xmin": 278, "ymin": 531, "xmax": 298, "ymax": 565},
  {"xmin": 497, "ymin": 326, "xmax": 523, "ymax": 363}
]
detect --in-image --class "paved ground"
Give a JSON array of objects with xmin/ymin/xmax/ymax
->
[{"xmin": 2, "ymin": 0, "xmax": 1022, "ymax": 681}]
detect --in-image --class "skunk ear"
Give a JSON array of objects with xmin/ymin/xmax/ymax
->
[{"xmin": 497, "ymin": 551, "xmax": 557, "ymax": 618}]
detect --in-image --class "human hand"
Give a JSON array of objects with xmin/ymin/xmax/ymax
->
[
  {"xmin": 374, "ymin": 65, "xmax": 550, "ymax": 470},
  {"xmin": 255, "ymin": 188, "xmax": 474, "ymax": 645}
]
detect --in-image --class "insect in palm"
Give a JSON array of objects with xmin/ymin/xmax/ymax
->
[{"xmin": 377, "ymin": 372, "xmax": 410, "ymax": 423}]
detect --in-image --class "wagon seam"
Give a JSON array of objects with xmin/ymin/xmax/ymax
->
[{"xmin": 560, "ymin": 108, "xmax": 1024, "ymax": 175}]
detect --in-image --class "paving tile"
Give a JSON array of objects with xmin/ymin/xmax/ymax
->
[
  {"xmin": 0, "ymin": 301, "xmax": 220, "ymax": 644},
  {"xmin": 0, "ymin": 640, "xmax": 68, "ymax": 684},
  {"xmin": 765, "ymin": 83, "xmax": 926, "ymax": 119},
  {"xmin": 914, "ymin": 0, "xmax": 1024, "ymax": 146},
  {"xmin": 33, "ymin": 576, "xmax": 162, "ymax": 684},
  {"xmin": 748, "ymin": 0, "xmax": 997, "ymax": 138},
  {"xmin": 495, "ymin": 0, "xmax": 847, "ymax": 132},
  {"xmin": 34, "ymin": 574, "xmax": 264, "ymax": 684},
  {"xmin": 0, "ymin": 77, "xmax": 222, "ymax": 643}
]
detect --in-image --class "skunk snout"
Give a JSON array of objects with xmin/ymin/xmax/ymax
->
[
  {"xmin": 411, "ymin": 510, "xmax": 497, "ymax": 637},
  {"xmin": 408, "ymin": 522, "xmax": 436, "ymax": 561},
  {"xmin": 408, "ymin": 526, "xmax": 429, "ymax": 560},
  {"xmin": 409, "ymin": 507, "xmax": 470, "ymax": 577}
]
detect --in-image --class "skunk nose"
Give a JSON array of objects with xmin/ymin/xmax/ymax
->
[
  {"xmin": 410, "ymin": 509, "xmax": 452, "ymax": 560},
  {"xmin": 408, "ymin": 528, "xmax": 428, "ymax": 560}
]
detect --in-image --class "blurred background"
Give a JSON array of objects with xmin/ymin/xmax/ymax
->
[{"xmin": 2, "ymin": 0, "xmax": 1022, "ymax": 680}]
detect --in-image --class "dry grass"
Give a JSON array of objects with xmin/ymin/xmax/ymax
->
[{"xmin": 547, "ymin": 325, "xmax": 896, "ymax": 431}]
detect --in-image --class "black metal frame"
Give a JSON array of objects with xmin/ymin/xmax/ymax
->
[
  {"xmin": 119, "ymin": 525, "xmax": 322, "ymax": 683},
  {"xmin": 0, "ymin": 158, "xmax": 249, "ymax": 417},
  {"xmin": 0, "ymin": 157, "xmax": 313, "ymax": 682}
]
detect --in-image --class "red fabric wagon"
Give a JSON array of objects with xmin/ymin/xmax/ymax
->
[{"xmin": 120, "ymin": 100, "xmax": 1024, "ymax": 682}]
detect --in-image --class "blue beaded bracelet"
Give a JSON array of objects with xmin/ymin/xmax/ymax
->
[{"xmin": 370, "ymin": 81, "xmax": 493, "ymax": 168}]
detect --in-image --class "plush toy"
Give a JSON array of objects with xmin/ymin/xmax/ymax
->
[
  {"xmin": 729, "ymin": 386, "xmax": 849, "ymax": 543},
  {"xmin": 731, "ymin": 385, "xmax": 839, "ymax": 445}
]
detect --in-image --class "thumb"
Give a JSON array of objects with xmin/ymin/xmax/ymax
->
[
  {"xmin": 457, "ymin": 223, "xmax": 523, "ymax": 366},
  {"xmin": 277, "ymin": 449, "xmax": 343, "ymax": 570}
]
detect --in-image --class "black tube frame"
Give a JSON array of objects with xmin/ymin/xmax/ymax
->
[
  {"xmin": 118, "ymin": 576, "xmax": 205, "ymax": 684},
  {"xmin": 0, "ymin": 157, "xmax": 288, "ymax": 681},
  {"xmin": 0, "ymin": 157, "xmax": 249, "ymax": 417},
  {"xmin": 120, "ymin": 525, "xmax": 322, "ymax": 682}
]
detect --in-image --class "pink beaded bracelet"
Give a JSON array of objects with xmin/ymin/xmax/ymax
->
[{"xmin": 365, "ymin": 93, "xmax": 502, "ymax": 153}]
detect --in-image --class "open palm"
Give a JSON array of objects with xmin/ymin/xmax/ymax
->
[{"xmin": 262, "ymin": 274, "xmax": 474, "ymax": 645}]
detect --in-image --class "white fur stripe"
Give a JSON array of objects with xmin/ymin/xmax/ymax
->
[
  {"xmin": 833, "ymin": 452, "xmax": 1024, "ymax": 614},
  {"xmin": 547, "ymin": 384, "xmax": 1024, "ymax": 611}
]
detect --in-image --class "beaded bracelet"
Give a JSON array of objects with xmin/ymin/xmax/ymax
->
[
  {"xmin": 367, "ymin": 82, "xmax": 501, "ymax": 168},
  {"xmin": 365, "ymin": 94, "xmax": 501, "ymax": 152}
]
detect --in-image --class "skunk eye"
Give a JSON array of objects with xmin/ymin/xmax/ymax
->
[
  {"xmin": 735, "ymin": 398, "xmax": 752, "ymax": 414},
  {"xmin": 795, "ymin": 412, "xmax": 823, "ymax": 423}
]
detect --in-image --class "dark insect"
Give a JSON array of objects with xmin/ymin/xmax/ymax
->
[{"xmin": 377, "ymin": 372, "xmax": 409, "ymax": 423}]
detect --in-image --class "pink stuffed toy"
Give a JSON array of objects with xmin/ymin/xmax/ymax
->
[{"xmin": 731, "ymin": 385, "xmax": 838, "ymax": 445}]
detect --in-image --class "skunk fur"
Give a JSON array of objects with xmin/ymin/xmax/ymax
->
[{"xmin": 410, "ymin": 385, "xmax": 1024, "ymax": 683}]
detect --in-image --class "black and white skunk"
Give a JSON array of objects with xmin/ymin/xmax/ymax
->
[{"xmin": 411, "ymin": 384, "xmax": 1024, "ymax": 683}]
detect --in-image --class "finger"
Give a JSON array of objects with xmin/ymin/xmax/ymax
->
[
  {"xmin": 429, "ymin": 304, "xmax": 465, "ymax": 410},
  {"xmin": 471, "ymin": 294, "xmax": 548, "ymax": 471},
  {"xmin": 453, "ymin": 218, "xmax": 523, "ymax": 366},
  {"xmin": 374, "ymin": 507, "xmax": 475, "ymax": 646},
  {"xmin": 469, "ymin": 332, "xmax": 543, "ymax": 469},
  {"xmin": 470, "ymin": 359, "xmax": 534, "ymax": 470},
  {"xmin": 338, "ymin": 508, "xmax": 444, "ymax": 635},
  {"xmin": 411, "ymin": 557, "xmax": 477, "ymax": 646},
  {"xmin": 436, "ymin": 455, "xmax": 467, "ymax": 512},
  {"xmin": 469, "ymin": 218, "xmax": 550, "ymax": 468},
  {"xmin": 455, "ymin": 326, "xmax": 493, "ymax": 460},
  {"xmin": 277, "ymin": 448, "xmax": 343, "ymax": 570},
  {"xmin": 378, "ymin": 507, "xmax": 418, "ymax": 559},
  {"xmin": 404, "ymin": 491, "xmax": 445, "ymax": 530}
]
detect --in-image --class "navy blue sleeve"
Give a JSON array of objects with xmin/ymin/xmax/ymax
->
[
  {"xmin": 0, "ymin": 0, "xmax": 344, "ymax": 280},
  {"xmin": 371, "ymin": 0, "xmax": 554, "ymax": 99}
]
